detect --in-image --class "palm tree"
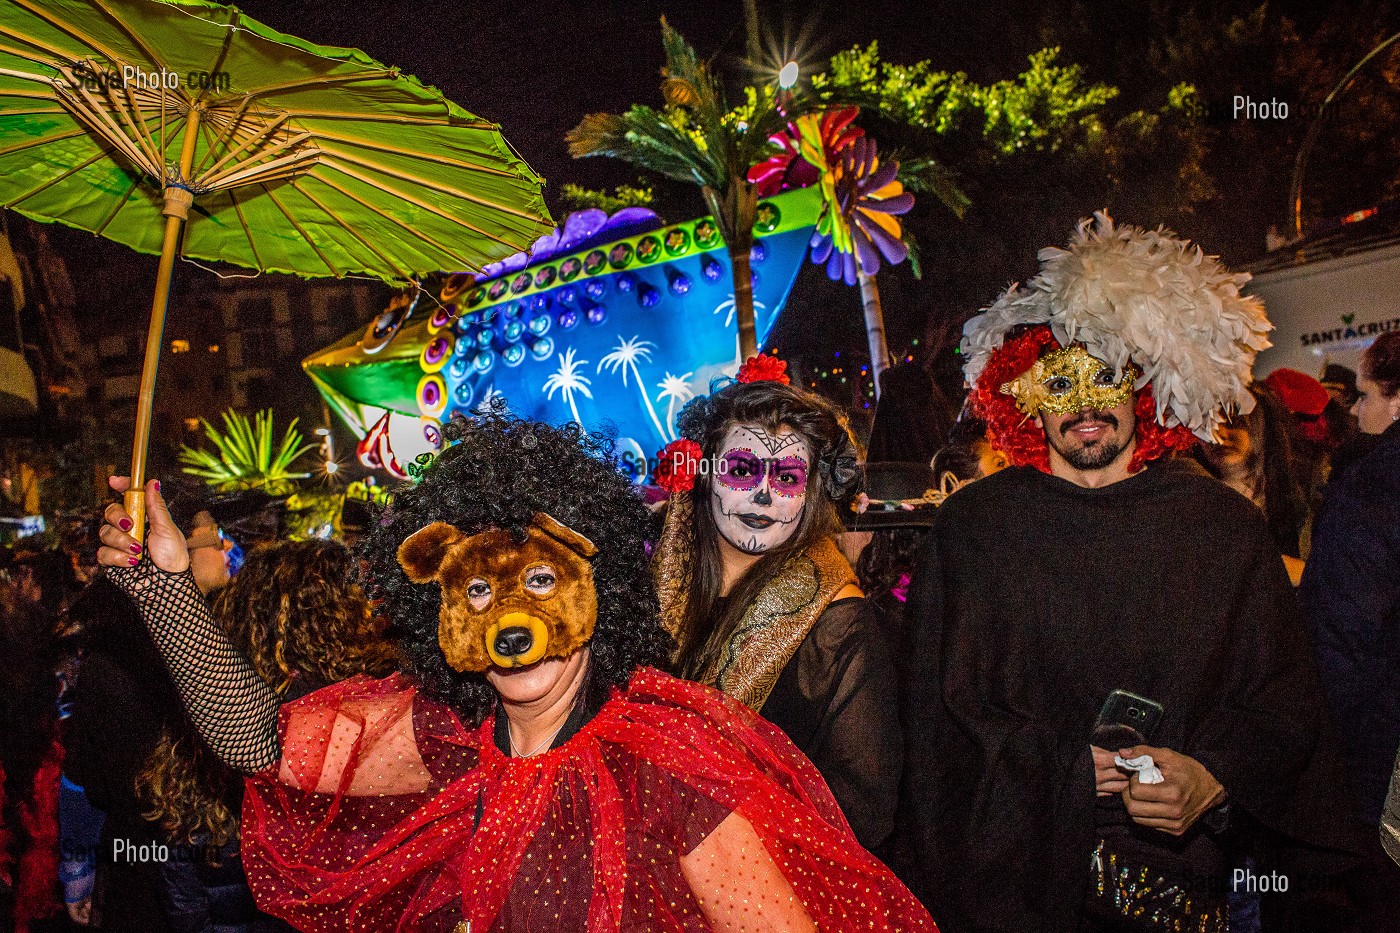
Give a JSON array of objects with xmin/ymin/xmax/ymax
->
[
  {"xmin": 543, "ymin": 348, "xmax": 594, "ymax": 426},
  {"xmin": 599, "ymin": 336, "xmax": 666, "ymax": 442},
  {"xmin": 656, "ymin": 372, "xmax": 695, "ymax": 441},
  {"xmin": 178, "ymin": 409, "xmax": 312, "ymax": 495},
  {"xmin": 566, "ymin": 18, "xmax": 823, "ymax": 359}
]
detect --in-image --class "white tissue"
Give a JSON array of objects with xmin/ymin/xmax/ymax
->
[{"xmin": 1114, "ymin": 753, "xmax": 1164, "ymax": 784}]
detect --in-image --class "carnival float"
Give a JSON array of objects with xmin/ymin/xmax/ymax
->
[{"xmin": 303, "ymin": 108, "xmax": 916, "ymax": 483}]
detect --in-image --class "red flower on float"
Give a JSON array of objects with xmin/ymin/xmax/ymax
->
[
  {"xmin": 737, "ymin": 354, "xmax": 790, "ymax": 385},
  {"xmin": 653, "ymin": 439, "xmax": 703, "ymax": 494}
]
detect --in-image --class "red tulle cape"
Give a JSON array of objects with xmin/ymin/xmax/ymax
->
[{"xmin": 242, "ymin": 668, "xmax": 936, "ymax": 933}]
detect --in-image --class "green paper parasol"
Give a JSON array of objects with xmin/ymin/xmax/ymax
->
[{"xmin": 0, "ymin": 0, "xmax": 552, "ymax": 535}]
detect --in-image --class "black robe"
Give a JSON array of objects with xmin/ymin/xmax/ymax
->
[{"xmin": 894, "ymin": 460, "xmax": 1361, "ymax": 932}]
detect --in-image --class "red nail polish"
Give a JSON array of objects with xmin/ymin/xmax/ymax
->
[
  {"xmin": 119, "ymin": 519, "xmax": 133, "ymax": 531},
  {"xmin": 129, "ymin": 543, "xmax": 142, "ymax": 555},
  {"xmin": 127, "ymin": 556, "xmax": 139, "ymax": 566},
  {"xmin": 154, "ymin": 481, "xmax": 161, "ymax": 492}
]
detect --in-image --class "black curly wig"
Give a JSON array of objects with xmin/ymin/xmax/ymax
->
[{"xmin": 361, "ymin": 409, "xmax": 672, "ymax": 724}]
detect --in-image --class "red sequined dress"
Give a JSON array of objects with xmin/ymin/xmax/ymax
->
[{"xmin": 242, "ymin": 668, "xmax": 936, "ymax": 933}]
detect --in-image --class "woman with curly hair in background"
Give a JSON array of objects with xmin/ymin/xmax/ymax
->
[
  {"xmin": 93, "ymin": 409, "xmax": 935, "ymax": 932},
  {"xmin": 652, "ymin": 367, "xmax": 903, "ymax": 854},
  {"xmin": 136, "ymin": 539, "xmax": 395, "ymax": 932}
]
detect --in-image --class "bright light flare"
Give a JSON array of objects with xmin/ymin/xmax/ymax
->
[{"xmin": 778, "ymin": 61, "xmax": 799, "ymax": 88}]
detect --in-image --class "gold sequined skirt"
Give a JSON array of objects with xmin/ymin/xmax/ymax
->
[{"xmin": 1089, "ymin": 838, "xmax": 1228, "ymax": 933}]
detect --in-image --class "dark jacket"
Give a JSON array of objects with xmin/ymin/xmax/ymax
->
[
  {"xmin": 65, "ymin": 579, "xmax": 287, "ymax": 933},
  {"xmin": 1300, "ymin": 419, "xmax": 1400, "ymax": 826},
  {"xmin": 893, "ymin": 460, "xmax": 1362, "ymax": 932}
]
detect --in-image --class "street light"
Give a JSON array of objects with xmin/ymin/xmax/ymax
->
[{"xmin": 778, "ymin": 61, "xmax": 799, "ymax": 89}]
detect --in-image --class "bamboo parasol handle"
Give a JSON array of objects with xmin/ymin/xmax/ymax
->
[
  {"xmin": 126, "ymin": 110, "xmax": 201, "ymax": 544},
  {"xmin": 126, "ymin": 202, "xmax": 185, "ymax": 544}
]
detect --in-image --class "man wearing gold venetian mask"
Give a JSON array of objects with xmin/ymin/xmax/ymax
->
[{"xmin": 893, "ymin": 213, "xmax": 1364, "ymax": 932}]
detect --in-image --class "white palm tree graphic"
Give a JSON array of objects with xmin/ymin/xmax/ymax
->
[
  {"xmin": 543, "ymin": 348, "xmax": 593, "ymax": 426},
  {"xmin": 713, "ymin": 294, "xmax": 766, "ymax": 329},
  {"xmin": 656, "ymin": 372, "xmax": 695, "ymax": 441},
  {"xmin": 599, "ymin": 336, "xmax": 666, "ymax": 441}
]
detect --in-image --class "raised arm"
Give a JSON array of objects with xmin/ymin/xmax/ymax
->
[{"xmin": 97, "ymin": 477, "xmax": 281, "ymax": 774}]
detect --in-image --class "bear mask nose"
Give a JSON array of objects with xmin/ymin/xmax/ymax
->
[{"xmin": 493, "ymin": 626, "xmax": 535, "ymax": 659}]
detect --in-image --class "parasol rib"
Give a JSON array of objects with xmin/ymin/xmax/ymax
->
[
  {"xmin": 302, "ymin": 170, "xmax": 482, "ymax": 269},
  {"xmin": 0, "ymin": 69, "xmax": 62, "ymax": 90},
  {"xmin": 201, "ymin": 144, "xmax": 318, "ymax": 190},
  {"xmin": 0, "ymin": 44, "xmax": 59, "ymax": 69},
  {"xmin": 3, "ymin": 143, "xmax": 115, "ymax": 208},
  {"xmin": 193, "ymin": 94, "xmax": 258, "ymax": 176},
  {"xmin": 259, "ymin": 182, "xmax": 340, "ymax": 277},
  {"xmin": 320, "ymin": 148, "xmax": 543, "ymax": 220},
  {"xmin": 93, "ymin": 174, "xmax": 142, "ymax": 237},
  {"xmin": 236, "ymin": 70, "xmax": 396, "ymax": 100},
  {"xmin": 279, "ymin": 108, "xmax": 491, "ymax": 127},
  {"xmin": 196, "ymin": 114, "xmax": 298, "ymax": 183},
  {"xmin": 190, "ymin": 13, "xmax": 236, "ymax": 107},
  {"xmin": 0, "ymin": 106, "xmax": 65, "ymax": 116},
  {"xmin": 289, "ymin": 178, "xmax": 416, "ymax": 280},
  {"xmin": 7, "ymin": 0, "xmax": 143, "ymax": 73},
  {"xmin": 0, "ymin": 125, "xmax": 87, "ymax": 159},
  {"xmin": 226, "ymin": 185, "xmax": 265, "ymax": 270},
  {"xmin": 318, "ymin": 156, "xmax": 533, "ymax": 246},
  {"xmin": 86, "ymin": 0, "xmax": 169, "ymax": 75},
  {"xmin": 121, "ymin": 79, "xmax": 166, "ymax": 165},
  {"xmin": 310, "ymin": 131, "xmax": 516, "ymax": 177},
  {"xmin": 60, "ymin": 69, "xmax": 160, "ymax": 173},
  {"xmin": 107, "ymin": 79, "xmax": 160, "ymax": 169}
]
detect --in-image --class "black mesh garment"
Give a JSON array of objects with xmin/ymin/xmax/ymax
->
[{"xmin": 105, "ymin": 562, "xmax": 281, "ymax": 774}]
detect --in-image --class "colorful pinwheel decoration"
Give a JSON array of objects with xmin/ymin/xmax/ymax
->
[{"xmin": 809, "ymin": 136, "xmax": 915, "ymax": 286}]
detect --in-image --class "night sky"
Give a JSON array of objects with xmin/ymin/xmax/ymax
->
[
  {"xmin": 57, "ymin": 0, "xmax": 1054, "ymax": 371},
  {"xmin": 50, "ymin": 0, "xmax": 1376, "ymax": 396}
]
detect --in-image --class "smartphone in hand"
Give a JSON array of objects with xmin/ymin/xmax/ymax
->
[{"xmin": 1091, "ymin": 689, "xmax": 1164, "ymax": 750}]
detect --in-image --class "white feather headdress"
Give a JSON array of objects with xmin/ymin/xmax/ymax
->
[{"xmin": 961, "ymin": 212, "xmax": 1273, "ymax": 443}]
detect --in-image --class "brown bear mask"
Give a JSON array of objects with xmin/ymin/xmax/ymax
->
[{"xmin": 396, "ymin": 513, "xmax": 599, "ymax": 673}]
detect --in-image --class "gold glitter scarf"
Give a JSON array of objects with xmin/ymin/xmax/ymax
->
[
  {"xmin": 652, "ymin": 493, "xmax": 858, "ymax": 709},
  {"xmin": 696, "ymin": 535, "xmax": 856, "ymax": 710}
]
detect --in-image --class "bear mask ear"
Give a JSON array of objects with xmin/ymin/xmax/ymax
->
[
  {"xmin": 397, "ymin": 522, "xmax": 467, "ymax": 583},
  {"xmin": 533, "ymin": 513, "xmax": 598, "ymax": 559}
]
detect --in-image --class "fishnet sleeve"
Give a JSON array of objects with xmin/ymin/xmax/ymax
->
[{"xmin": 105, "ymin": 561, "xmax": 281, "ymax": 774}]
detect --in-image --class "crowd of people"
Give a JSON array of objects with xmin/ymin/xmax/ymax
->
[{"xmin": 1, "ymin": 213, "xmax": 1397, "ymax": 932}]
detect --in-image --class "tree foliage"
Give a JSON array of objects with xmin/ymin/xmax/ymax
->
[{"xmin": 558, "ymin": 183, "xmax": 655, "ymax": 214}]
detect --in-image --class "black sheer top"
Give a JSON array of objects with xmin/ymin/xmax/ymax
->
[{"xmin": 757, "ymin": 596, "xmax": 902, "ymax": 851}]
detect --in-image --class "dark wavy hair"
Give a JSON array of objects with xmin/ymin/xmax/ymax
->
[
  {"xmin": 215, "ymin": 540, "xmax": 397, "ymax": 693},
  {"xmin": 672, "ymin": 380, "xmax": 861, "ymax": 680},
  {"xmin": 1195, "ymin": 383, "xmax": 1309, "ymax": 558},
  {"xmin": 1364, "ymin": 331, "xmax": 1400, "ymax": 397},
  {"xmin": 361, "ymin": 410, "xmax": 671, "ymax": 723}
]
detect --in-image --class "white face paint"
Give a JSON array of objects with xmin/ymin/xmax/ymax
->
[{"xmin": 709, "ymin": 424, "xmax": 810, "ymax": 554}]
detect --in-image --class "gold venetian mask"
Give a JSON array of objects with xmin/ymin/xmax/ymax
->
[{"xmin": 1000, "ymin": 345, "xmax": 1136, "ymax": 416}]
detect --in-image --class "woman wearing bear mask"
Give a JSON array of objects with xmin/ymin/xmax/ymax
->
[
  {"xmin": 95, "ymin": 410, "xmax": 934, "ymax": 933},
  {"xmin": 653, "ymin": 361, "xmax": 902, "ymax": 852}
]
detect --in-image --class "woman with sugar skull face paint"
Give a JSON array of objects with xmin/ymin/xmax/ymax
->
[{"xmin": 655, "ymin": 375, "xmax": 904, "ymax": 853}]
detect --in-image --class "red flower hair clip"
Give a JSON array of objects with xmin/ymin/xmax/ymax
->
[
  {"xmin": 737, "ymin": 354, "xmax": 790, "ymax": 385},
  {"xmin": 653, "ymin": 439, "xmax": 704, "ymax": 494}
]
